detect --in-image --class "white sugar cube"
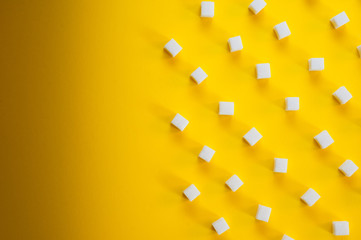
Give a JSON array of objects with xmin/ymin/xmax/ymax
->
[
  {"xmin": 339, "ymin": 160, "xmax": 359, "ymax": 177},
  {"xmin": 191, "ymin": 67, "xmax": 208, "ymax": 84},
  {"xmin": 309, "ymin": 58, "xmax": 324, "ymax": 71},
  {"xmin": 301, "ymin": 188, "xmax": 320, "ymax": 206},
  {"xmin": 274, "ymin": 21, "xmax": 291, "ymax": 40},
  {"xmin": 212, "ymin": 217, "xmax": 230, "ymax": 235},
  {"xmin": 314, "ymin": 130, "xmax": 334, "ymax": 149},
  {"xmin": 285, "ymin": 97, "xmax": 299, "ymax": 111},
  {"xmin": 225, "ymin": 174, "xmax": 244, "ymax": 192},
  {"xmin": 201, "ymin": 1, "xmax": 214, "ymax": 18},
  {"xmin": 228, "ymin": 36, "xmax": 243, "ymax": 52},
  {"xmin": 199, "ymin": 145, "xmax": 216, "ymax": 162},
  {"xmin": 256, "ymin": 204, "xmax": 272, "ymax": 222},
  {"xmin": 330, "ymin": 11, "xmax": 350, "ymax": 29},
  {"xmin": 183, "ymin": 184, "xmax": 200, "ymax": 201},
  {"xmin": 248, "ymin": 0, "xmax": 267, "ymax": 15},
  {"xmin": 164, "ymin": 39, "xmax": 182, "ymax": 57},
  {"xmin": 256, "ymin": 63, "xmax": 271, "ymax": 79},
  {"xmin": 282, "ymin": 234, "xmax": 294, "ymax": 240},
  {"xmin": 357, "ymin": 45, "xmax": 361, "ymax": 57},
  {"xmin": 333, "ymin": 86, "xmax": 352, "ymax": 104},
  {"xmin": 243, "ymin": 127, "xmax": 263, "ymax": 146},
  {"xmin": 333, "ymin": 221, "xmax": 349, "ymax": 236},
  {"xmin": 219, "ymin": 101, "xmax": 234, "ymax": 115},
  {"xmin": 274, "ymin": 158, "xmax": 288, "ymax": 173},
  {"xmin": 171, "ymin": 113, "xmax": 189, "ymax": 131}
]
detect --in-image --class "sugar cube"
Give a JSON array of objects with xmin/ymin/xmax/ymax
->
[
  {"xmin": 212, "ymin": 217, "xmax": 230, "ymax": 235},
  {"xmin": 274, "ymin": 22, "xmax": 291, "ymax": 40},
  {"xmin": 164, "ymin": 39, "xmax": 182, "ymax": 57},
  {"xmin": 301, "ymin": 188, "xmax": 320, "ymax": 206},
  {"xmin": 357, "ymin": 45, "xmax": 361, "ymax": 57},
  {"xmin": 256, "ymin": 63, "xmax": 271, "ymax": 79},
  {"xmin": 225, "ymin": 174, "xmax": 244, "ymax": 192},
  {"xmin": 248, "ymin": 0, "xmax": 267, "ymax": 15},
  {"xmin": 199, "ymin": 145, "xmax": 216, "ymax": 162},
  {"xmin": 314, "ymin": 130, "xmax": 334, "ymax": 149},
  {"xmin": 191, "ymin": 67, "xmax": 208, "ymax": 84},
  {"xmin": 333, "ymin": 86, "xmax": 352, "ymax": 104},
  {"xmin": 256, "ymin": 204, "xmax": 272, "ymax": 222},
  {"xmin": 282, "ymin": 234, "xmax": 294, "ymax": 240},
  {"xmin": 183, "ymin": 184, "xmax": 200, "ymax": 201},
  {"xmin": 243, "ymin": 127, "xmax": 263, "ymax": 146},
  {"xmin": 274, "ymin": 158, "xmax": 288, "ymax": 173},
  {"xmin": 309, "ymin": 58, "xmax": 324, "ymax": 71},
  {"xmin": 228, "ymin": 36, "xmax": 243, "ymax": 52},
  {"xmin": 285, "ymin": 97, "xmax": 299, "ymax": 111},
  {"xmin": 333, "ymin": 221, "xmax": 349, "ymax": 236},
  {"xmin": 219, "ymin": 101, "xmax": 234, "ymax": 115},
  {"xmin": 171, "ymin": 113, "xmax": 189, "ymax": 131},
  {"xmin": 330, "ymin": 12, "xmax": 350, "ymax": 29},
  {"xmin": 201, "ymin": 1, "xmax": 214, "ymax": 18},
  {"xmin": 339, "ymin": 160, "xmax": 358, "ymax": 177}
]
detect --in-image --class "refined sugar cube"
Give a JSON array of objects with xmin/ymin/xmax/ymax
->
[
  {"xmin": 256, "ymin": 63, "xmax": 271, "ymax": 79},
  {"xmin": 183, "ymin": 184, "xmax": 200, "ymax": 201},
  {"xmin": 228, "ymin": 36, "xmax": 243, "ymax": 52},
  {"xmin": 225, "ymin": 174, "xmax": 244, "ymax": 192},
  {"xmin": 219, "ymin": 102, "xmax": 234, "ymax": 115},
  {"xmin": 282, "ymin": 234, "xmax": 294, "ymax": 240},
  {"xmin": 212, "ymin": 217, "xmax": 230, "ymax": 235},
  {"xmin": 274, "ymin": 21, "xmax": 291, "ymax": 40},
  {"xmin": 330, "ymin": 12, "xmax": 350, "ymax": 29},
  {"xmin": 301, "ymin": 188, "xmax": 320, "ymax": 206},
  {"xmin": 191, "ymin": 67, "xmax": 208, "ymax": 84},
  {"xmin": 201, "ymin": 1, "xmax": 214, "ymax": 18},
  {"xmin": 333, "ymin": 221, "xmax": 349, "ymax": 236},
  {"xmin": 333, "ymin": 86, "xmax": 352, "ymax": 104},
  {"xmin": 256, "ymin": 204, "xmax": 272, "ymax": 222},
  {"xmin": 274, "ymin": 158, "xmax": 288, "ymax": 173},
  {"xmin": 314, "ymin": 130, "xmax": 334, "ymax": 149},
  {"xmin": 357, "ymin": 45, "xmax": 361, "ymax": 57},
  {"xmin": 243, "ymin": 127, "xmax": 263, "ymax": 146},
  {"xmin": 199, "ymin": 145, "xmax": 216, "ymax": 162},
  {"xmin": 248, "ymin": 0, "xmax": 267, "ymax": 15},
  {"xmin": 339, "ymin": 160, "xmax": 359, "ymax": 177},
  {"xmin": 309, "ymin": 58, "xmax": 324, "ymax": 71},
  {"xmin": 285, "ymin": 97, "xmax": 299, "ymax": 111},
  {"xmin": 164, "ymin": 39, "xmax": 182, "ymax": 57},
  {"xmin": 171, "ymin": 113, "xmax": 189, "ymax": 131}
]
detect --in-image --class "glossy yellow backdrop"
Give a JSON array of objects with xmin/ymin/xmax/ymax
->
[{"xmin": 0, "ymin": 0, "xmax": 361, "ymax": 239}]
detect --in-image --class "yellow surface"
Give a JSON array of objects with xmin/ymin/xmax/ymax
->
[{"xmin": 1, "ymin": 0, "xmax": 361, "ymax": 239}]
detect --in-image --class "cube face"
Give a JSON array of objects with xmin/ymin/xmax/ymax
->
[
  {"xmin": 314, "ymin": 130, "xmax": 334, "ymax": 149},
  {"xmin": 212, "ymin": 217, "xmax": 230, "ymax": 235},
  {"xmin": 249, "ymin": 0, "xmax": 267, "ymax": 15},
  {"xmin": 164, "ymin": 39, "xmax": 182, "ymax": 57},
  {"xmin": 301, "ymin": 188, "xmax": 320, "ymax": 206},
  {"xmin": 201, "ymin": 1, "xmax": 214, "ymax": 18},
  {"xmin": 285, "ymin": 97, "xmax": 299, "ymax": 111},
  {"xmin": 243, "ymin": 127, "xmax": 263, "ymax": 146},
  {"xmin": 274, "ymin": 158, "xmax": 288, "ymax": 173},
  {"xmin": 256, "ymin": 63, "xmax": 271, "ymax": 79},
  {"xmin": 256, "ymin": 204, "xmax": 272, "ymax": 222},
  {"xmin": 191, "ymin": 67, "xmax": 208, "ymax": 84},
  {"xmin": 333, "ymin": 86, "xmax": 352, "ymax": 104},
  {"xmin": 331, "ymin": 11, "xmax": 350, "ymax": 29},
  {"xmin": 171, "ymin": 113, "xmax": 189, "ymax": 131},
  {"xmin": 183, "ymin": 184, "xmax": 201, "ymax": 201},
  {"xmin": 357, "ymin": 45, "xmax": 361, "ymax": 58},
  {"xmin": 309, "ymin": 58, "xmax": 324, "ymax": 71},
  {"xmin": 219, "ymin": 102, "xmax": 234, "ymax": 115},
  {"xmin": 228, "ymin": 36, "xmax": 243, "ymax": 52},
  {"xmin": 281, "ymin": 234, "xmax": 294, "ymax": 240},
  {"xmin": 198, "ymin": 145, "xmax": 216, "ymax": 162},
  {"xmin": 339, "ymin": 160, "xmax": 359, "ymax": 177},
  {"xmin": 333, "ymin": 221, "xmax": 349, "ymax": 236},
  {"xmin": 225, "ymin": 174, "xmax": 244, "ymax": 192},
  {"xmin": 274, "ymin": 21, "xmax": 291, "ymax": 40}
]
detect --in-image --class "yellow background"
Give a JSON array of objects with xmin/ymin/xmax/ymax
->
[{"xmin": 1, "ymin": 0, "xmax": 361, "ymax": 239}]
